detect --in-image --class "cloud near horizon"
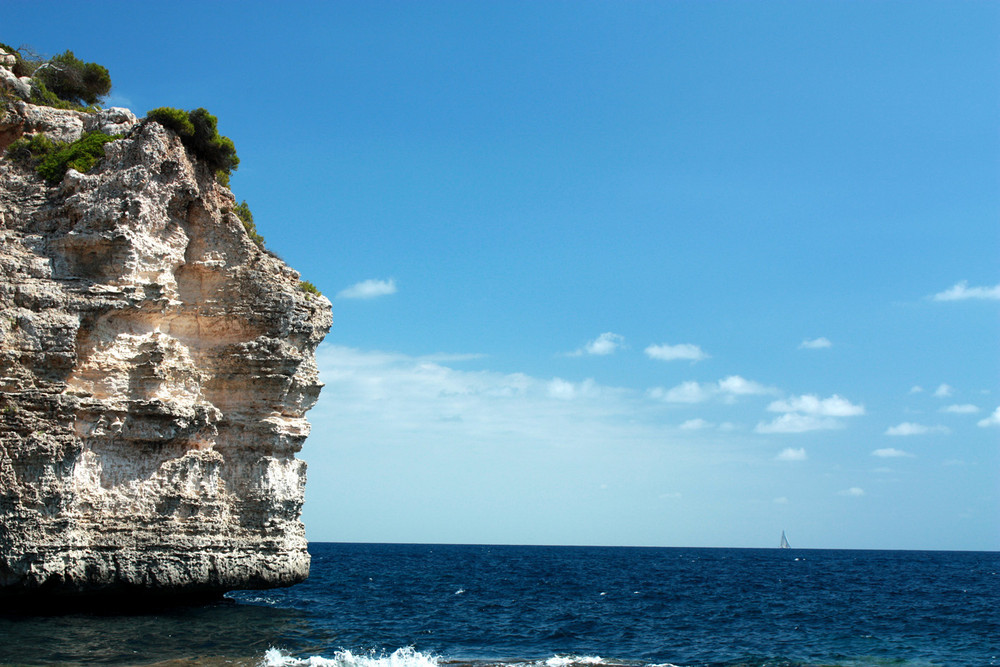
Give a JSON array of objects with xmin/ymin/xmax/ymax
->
[
  {"xmin": 756, "ymin": 393, "xmax": 864, "ymax": 434},
  {"xmin": 942, "ymin": 404, "xmax": 979, "ymax": 414},
  {"xmin": 977, "ymin": 407, "xmax": 1000, "ymax": 428},
  {"xmin": 931, "ymin": 280, "xmax": 1000, "ymax": 301},
  {"xmin": 872, "ymin": 447, "xmax": 913, "ymax": 458},
  {"xmin": 798, "ymin": 337, "xmax": 832, "ymax": 349},
  {"xmin": 337, "ymin": 278, "xmax": 397, "ymax": 299},
  {"xmin": 933, "ymin": 384, "xmax": 953, "ymax": 398},
  {"xmin": 884, "ymin": 422, "xmax": 950, "ymax": 436},
  {"xmin": 648, "ymin": 375, "xmax": 775, "ymax": 404},
  {"xmin": 570, "ymin": 332, "xmax": 625, "ymax": 356},
  {"xmin": 767, "ymin": 394, "xmax": 865, "ymax": 417},
  {"xmin": 645, "ymin": 342, "xmax": 709, "ymax": 362},
  {"xmin": 775, "ymin": 447, "xmax": 807, "ymax": 461}
]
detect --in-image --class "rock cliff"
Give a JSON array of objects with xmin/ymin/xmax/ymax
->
[{"xmin": 0, "ymin": 54, "xmax": 332, "ymax": 601}]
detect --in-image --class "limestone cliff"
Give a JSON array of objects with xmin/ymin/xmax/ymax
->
[{"xmin": 0, "ymin": 57, "xmax": 332, "ymax": 600}]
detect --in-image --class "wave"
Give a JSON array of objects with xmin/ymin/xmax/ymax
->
[
  {"xmin": 262, "ymin": 650, "xmax": 671, "ymax": 667},
  {"xmin": 264, "ymin": 647, "xmax": 441, "ymax": 667}
]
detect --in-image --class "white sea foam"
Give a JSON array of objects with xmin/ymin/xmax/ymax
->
[
  {"xmin": 544, "ymin": 656, "xmax": 606, "ymax": 667},
  {"xmin": 264, "ymin": 646, "xmax": 440, "ymax": 667}
]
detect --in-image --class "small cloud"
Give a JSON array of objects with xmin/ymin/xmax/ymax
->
[
  {"xmin": 775, "ymin": 447, "xmax": 807, "ymax": 461},
  {"xmin": 717, "ymin": 375, "xmax": 775, "ymax": 396},
  {"xmin": 767, "ymin": 394, "xmax": 865, "ymax": 417},
  {"xmin": 799, "ymin": 337, "xmax": 832, "ymax": 350},
  {"xmin": 337, "ymin": 278, "xmax": 397, "ymax": 300},
  {"xmin": 933, "ymin": 384, "xmax": 953, "ymax": 398},
  {"xmin": 931, "ymin": 280, "xmax": 1000, "ymax": 301},
  {"xmin": 838, "ymin": 487, "xmax": 865, "ymax": 497},
  {"xmin": 649, "ymin": 376, "xmax": 775, "ymax": 405},
  {"xmin": 547, "ymin": 377, "xmax": 599, "ymax": 401},
  {"xmin": 909, "ymin": 385, "xmax": 924, "ymax": 394},
  {"xmin": 645, "ymin": 342, "xmax": 709, "ymax": 362},
  {"xmin": 977, "ymin": 406, "xmax": 1000, "ymax": 428},
  {"xmin": 571, "ymin": 332, "xmax": 624, "ymax": 356},
  {"xmin": 942, "ymin": 404, "xmax": 979, "ymax": 414},
  {"xmin": 773, "ymin": 496, "xmax": 788, "ymax": 504},
  {"xmin": 679, "ymin": 418, "xmax": 712, "ymax": 430},
  {"xmin": 649, "ymin": 381, "xmax": 711, "ymax": 404},
  {"xmin": 872, "ymin": 447, "xmax": 913, "ymax": 458},
  {"xmin": 756, "ymin": 413, "xmax": 842, "ymax": 434},
  {"xmin": 884, "ymin": 422, "xmax": 950, "ymax": 436}
]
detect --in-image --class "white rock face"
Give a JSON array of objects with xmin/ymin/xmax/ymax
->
[{"xmin": 0, "ymin": 97, "xmax": 332, "ymax": 600}]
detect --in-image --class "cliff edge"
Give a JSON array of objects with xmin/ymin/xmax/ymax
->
[{"xmin": 0, "ymin": 49, "xmax": 332, "ymax": 601}]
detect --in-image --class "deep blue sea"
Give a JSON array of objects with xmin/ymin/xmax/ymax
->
[{"xmin": 1, "ymin": 543, "xmax": 997, "ymax": 666}]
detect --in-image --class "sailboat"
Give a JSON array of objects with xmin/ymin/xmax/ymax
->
[{"xmin": 780, "ymin": 530, "xmax": 790, "ymax": 549}]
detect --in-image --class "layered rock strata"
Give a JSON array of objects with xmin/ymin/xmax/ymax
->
[{"xmin": 0, "ymin": 74, "xmax": 332, "ymax": 599}]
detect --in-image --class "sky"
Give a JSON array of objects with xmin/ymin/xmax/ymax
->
[{"xmin": 6, "ymin": 1, "xmax": 998, "ymax": 550}]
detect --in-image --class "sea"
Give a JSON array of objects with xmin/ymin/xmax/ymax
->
[{"xmin": 0, "ymin": 543, "xmax": 997, "ymax": 667}]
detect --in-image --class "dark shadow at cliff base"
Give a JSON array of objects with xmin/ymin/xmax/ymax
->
[
  {"xmin": 0, "ymin": 591, "xmax": 230, "ymax": 616},
  {"xmin": 0, "ymin": 597, "xmax": 309, "ymax": 665}
]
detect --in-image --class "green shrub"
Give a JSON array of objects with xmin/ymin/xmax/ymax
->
[
  {"xmin": 299, "ymin": 281, "xmax": 321, "ymax": 297},
  {"xmin": 6, "ymin": 131, "xmax": 118, "ymax": 183},
  {"xmin": 5, "ymin": 133, "xmax": 55, "ymax": 163},
  {"xmin": 232, "ymin": 200, "xmax": 264, "ymax": 248},
  {"xmin": 146, "ymin": 107, "xmax": 239, "ymax": 181},
  {"xmin": 32, "ymin": 50, "xmax": 110, "ymax": 107},
  {"xmin": 36, "ymin": 131, "xmax": 117, "ymax": 182}
]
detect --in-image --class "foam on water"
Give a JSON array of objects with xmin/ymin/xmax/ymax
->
[
  {"xmin": 544, "ymin": 657, "xmax": 606, "ymax": 667},
  {"xmin": 264, "ymin": 647, "xmax": 440, "ymax": 667}
]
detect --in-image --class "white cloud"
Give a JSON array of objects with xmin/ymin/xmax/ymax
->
[
  {"xmin": 648, "ymin": 381, "xmax": 711, "ymax": 404},
  {"xmin": 838, "ymin": 487, "xmax": 865, "ymax": 497},
  {"xmin": 767, "ymin": 394, "xmax": 865, "ymax": 417},
  {"xmin": 755, "ymin": 413, "xmax": 843, "ymax": 434},
  {"xmin": 717, "ymin": 375, "xmax": 775, "ymax": 396},
  {"xmin": 679, "ymin": 418, "xmax": 712, "ymax": 430},
  {"xmin": 977, "ymin": 406, "xmax": 1000, "ymax": 428},
  {"xmin": 571, "ymin": 332, "xmax": 624, "ymax": 356},
  {"xmin": 649, "ymin": 375, "xmax": 775, "ymax": 405},
  {"xmin": 645, "ymin": 342, "xmax": 709, "ymax": 362},
  {"xmin": 775, "ymin": 447, "xmax": 807, "ymax": 461},
  {"xmin": 337, "ymin": 278, "xmax": 397, "ymax": 299},
  {"xmin": 931, "ymin": 280, "xmax": 1000, "ymax": 301},
  {"xmin": 547, "ymin": 377, "xmax": 600, "ymax": 401},
  {"xmin": 798, "ymin": 337, "xmax": 832, "ymax": 350},
  {"xmin": 942, "ymin": 404, "xmax": 979, "ymax": 414},
  {"xmin": 909, "ymin": 385, "xmax": 924, "ymax": 394},
  {"xmin": 872, "ymin": 448, "xmax": 913, "ymax": 458},
  {"xmin": 773, "ymin": 496, "xmax": 788, "ymax": 504},
  {"xmin": 933, "ymin": 384, "xmax": 953, "ymax": 398},
  {"xmin": 884, "ymin": 422, "xmax": 950, "ymax": 436}
]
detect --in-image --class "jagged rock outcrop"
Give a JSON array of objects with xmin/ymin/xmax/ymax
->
[{"xmin": 0, "ymin": 55, "xmax": 332, "ymax": 601}]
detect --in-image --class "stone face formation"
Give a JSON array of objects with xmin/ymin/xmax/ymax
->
[{"xmin": 0, "ymin": 52, "xmax": 332, "ymax": 599}]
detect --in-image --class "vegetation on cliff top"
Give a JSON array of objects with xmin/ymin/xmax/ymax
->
[
  {"xmin": 0, "ymin": 42, "xmax": 110, "ymax": 110},
  {"xmin": 6, "ymin": 131, "xmax": 119, "ymax": 183},
  {"xmin": 146, "ymin": 107, "xmax": 239, "ymax": 183},
  {"xmin": 2, "ymin": 41, "xmax": 318, "ymax": 293}
]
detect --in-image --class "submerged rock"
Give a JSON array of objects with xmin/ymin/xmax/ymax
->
[{"xmin": 0, "ymin": 89, "xmax": 331, "ymax": 601}]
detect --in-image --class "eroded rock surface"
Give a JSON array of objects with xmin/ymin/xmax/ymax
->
[{"xmin": 0, "ymin": 88, "xmax": 332, "ymax": 600}]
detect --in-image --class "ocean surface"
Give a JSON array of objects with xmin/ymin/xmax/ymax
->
[{"xmin": 1, "ymin": 543, "xmax": 997, "ymax": 667}]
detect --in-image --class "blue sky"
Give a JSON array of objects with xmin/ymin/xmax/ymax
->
[{"xmin": 8, "ymin": 1, "xmax": 998, "ymax": 550}]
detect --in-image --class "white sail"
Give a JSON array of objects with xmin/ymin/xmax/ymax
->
[{"xmin": 780, "ymin": 530, "xmax": 790, "ymax": 549}]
